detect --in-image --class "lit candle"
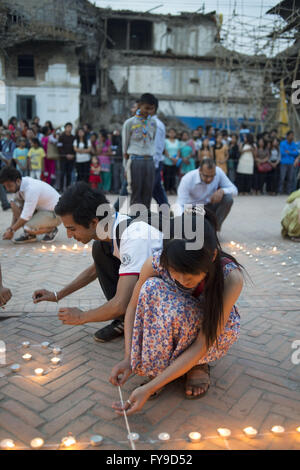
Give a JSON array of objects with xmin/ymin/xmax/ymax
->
[
  {"xmin": 188, "ymin": 432, "xmax": 202, "ymax": 443},
  {"xmin": 22, "ymin": 353, "xmax": 32, "ymax": 361},
  {"xmin": 61, "ymin": 435, "xmax": 76, "ymax": 447},
  {"xmin": 42, "ymin": 245, "xmax": 47, "ymax": 250},
  {"xmin": 271, "ymin": 425, "xmax": 285, "ymax": 436},
  {"xmin": 30, "ymin": 437, "xmax": 44, "ymax": 449},
  {"xmin": 50, "ymin": 245, "xmax": 56, "ymax": 252},
  {"xmin": 22, "ymin": 341, "xmax": 30, "ymax": 348},
  {"xmin": 84, "ymin": 245, "xmax": 89, "ymax": 250},
  {"xmin": 158, "ymin": 432, "xmax": 170, "ymax": 441},
  {"xmin": 276, "ymin": 272, "xmax": 281, "ymax": 276},
  {"xmin": 256, "ymin": 247, "xmax": 260, "ymax": 251},
  {"xmin": 272, "ymin": 247, "xmax": 277, "ymax": 252},
  {"xmin": 217, "ymin": 428, "xmax": 231, "ymax": 438},
  {"xmin": 62, "ymin": 245, "xmax": 67, "ymax": 250},
  {"xmin": 232, "ymin": 251, "xmax": 237, "ymax": 255},
  {"xmin": 296, "ymin": 426, "xmax": 300, "ymax": 433},
  {"xmin": 41, "ymin": 341, "xmax": 50, "ymax": 349},
  {"xmin": 230, "ymin": 241, "xmax": 236, "ymax": 246},
  {"xmin": 72, "ymin": 244, "xmax": 78, "ymax": 250},
  {"xmin": 34, "ymin": 368, "xmax": 44, "ymax": 376},
  {"xmin": 0, "ymin": 438, "xmax": 15, "ymax": 449},
  {"xmin": 51, "ymin": 357, "xmax": 61, "ymax": 365},
  {"xmin": 246, "ymin": 252, "xmax": 250, "ymax": 255},
  {"xmin": 90, "ymin": 435, "xmax": 103, "ymax": 447},
  {"xmin": 52, "ymin": 347, "xmax": 61, "ymax": 355},
  {"xmin": 243, "ymin": 427, "xmax": 258, "ymax": 438},
  {"xmin": 11, "ymin": 364, "xmax": 21, "ymax": 373},
  {"xmin": 127, "ymin": 432, "xmax": 140, "ymax": 442},
  {"xmin": 281, "ymin": 262, "xmax": 286, "ymax": 266}
]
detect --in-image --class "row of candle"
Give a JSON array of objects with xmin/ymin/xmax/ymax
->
[
  {"xmin": 1, "ymin": 426, "xmax": 299, "ymax": 449},
  {"xmin": 10, "ymin": 342, "xmax": 62, "ymax": 375}
]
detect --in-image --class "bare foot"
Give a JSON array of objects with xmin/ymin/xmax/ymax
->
[{"xmin": 185, "ymin": 364, "xmax": 210, "ymax": 399}]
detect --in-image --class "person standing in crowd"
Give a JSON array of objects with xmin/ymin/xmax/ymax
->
[
  {"xmin": 180, "ymin": 131, "xmax": 196, "ymax": 178},
  {"xmin": 279, "ymin": 130, "xmax": 299, "ymax": 195},
  {"xmin": 111, "ymin": 130, "xmax": 123, "ymax": 195},
  {"xmin": 97, "ymin": 130, "xmax": 112, "ymax": 193},
  {"xmin": 150, "ymin": 98, "xmax": 169, "ymax": 208},
  {"xmin": 192, "ymin": 129, "xmax": 203, "ymax": 161},
  {"xmin": 205, "ymin": 125, "xmax": 216, "ymax": 147},
  {"xmin": 57, "ymin": 122, "xmax": 75, "ymax": 193},
  {"xmin": 89, "ymin": 155, "xmax": 102, "ymax": 190},
  {"xmin": 177, "ymin": 158, "xmax": 238, "ymax": 231},
  {"xmin": 266, "ymin": 138, "xmax": 281, "ymax": 195},
  {"xmin": 83, "ymin": 123, "xmax": 92, "ymax": 140},
  {"xmin": 0, "ymin": 129, "xmax": 16, "ymax": 167},
  {"xmin": 239, "ymin": 123, "xmax": 250, "ymax": 143},
  {"xmin": 0, "ymin": 264, "xmax": 12, "ymax": 307},
  {"xmin": 28, "ymin": 138, "xmax": 45, "ymax": 180},
  {"xmin": 122, "ymin": 93, "xmax": 157, "ymax": 210},
  {"xmin": 8, "ymin": 117, "xmax": 18, "ymax": 141},
  {"xmin": 198, "ymin": 137, "xmax": 213, "ymax": 164},
  {"xmin": 0, "ymin": 167, "xmax": 61, "ymax": 244},
  {"xmin": 73, "ymin": 128, "xmax": 92, "ymax": 183},
  {"xmin": 110, "ymin": 211, "xmax": 243, "ymax": 412},
  {"xmin": 0, "ymin": 132, "xmax": 11, "ymax": 211},
  {"xmin": 236, "ymin": 133, "xmax": 256, "ymax": 195},
  {"xmin": 12, "ymin": 137, "xmax": 29, "ymax": 176},
  {"xmin": 213, "ymin": 132, "xmax": 229, "ymax": 175},
  {"xmin": 41, "ymin": 126, "xmax": 56, "ymax": 186},
  {"xmin": 254, "ymin": 137, "xmax": 271, "ymax": 195},
  {"xmin": 164, "ymin": 128, "xmax": 181, "ymax": 195},
  {"xmin": 227, "ymin": 134, "xmax": 240, "ymax": 183}
]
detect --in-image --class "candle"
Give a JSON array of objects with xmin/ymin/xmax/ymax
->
[
  {"xmin": 0, "ymin": 438, "xmax": 15, "ymax": 449},
  {"xmin": 281, "ymin": 262, "xmax": 286, "ymax": 266},
  {"xmin": 256, "ymin": 247, "xmax": 260, "ymax": 251},
  {"xmin": 272, "ymin": 247, "xmax": 277, "ymax": 252},
  {"xmin": 127, "ymin": 432, "xmax": 140, "ymax": 442},
  {"xmin": 296, "ymin": 426, "xmax": 300, "ymax": 433},
  {"xmin": 22, "ymin": 353, "xmax": 32, "ymax": 361},
  {"xmin": 30, "ymin": 437, "xmax": 44, "ymax": 449},
  {"xmin": 41, "ymin": 341, "xmax": 50, "ymax": 349},
  {"xmin": 243, "ymin": 427, "xmax": 258, "ymax": 438},
  {"xmin": 271, "ymin": 425, "xmax": 285, "ymax": 436},
  {"xmin": 42, "ymin": 245, "xmax": 47, "ymax": 250},
  {"xmin": 22, "ymin": 341, "xmax": 30, "ymax": 348},
  {"xmin": 52, "ymin": 347, "xmax": 61, "ymax": 355},
  {"xmin": 276, "ymin": 272, "xmax": 281, "ymax": 276},
  {"xmin": 11, "ymin": 364, "xmax": 21, "ymax": 373},
  {"xmin": 62, "ymin": 245, "xmax": 67, "ymax": 250},
  {"xmin": 90, "ymin": 435, "xmax": 103, "ymax": 447},
  {"xmin": 34, "ymin": 368, "xmax": 44, "ymax": 376},
  {"xmin": 61, "ymin": 435, "xmax": 76, "ymax": 447},
  {"xmin": 230, "ymin": 241, "xmax": 236, "ymax": 246},
  {"xmin": 84, "ymin": 245, "xmax": 89, "ymax": 250},
  {"xmin": 188, "ymin": 432, "xmax": 202, "ymax": 443},
  {"xmin": 72, "ymin": 244, "xmax": 78, "ymax": 250},
  {"xmin": 51, "ymin": 357, "xmax": 61, "ymax": 365},
  {"xmin": 158, "ymin": 432, "xmax": 170, "ymax": 441},
  {"xmin": 217, "ymin": 428, "xmax": 231, "ymax": 438},
  {"xmin": 50, "ymin": 245, "xmax": 56, "ymax": 252}
]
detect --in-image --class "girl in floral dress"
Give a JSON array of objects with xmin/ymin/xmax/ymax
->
[{"xmin": 111, "ymin": 210, "xmax": 244, "ymax": 415}]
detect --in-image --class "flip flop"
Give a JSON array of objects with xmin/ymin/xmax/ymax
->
[{"xmin": 185, "ymin": 364, "xmax": 210, "ymax": 400}]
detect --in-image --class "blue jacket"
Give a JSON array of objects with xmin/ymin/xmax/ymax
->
[{"xmin": 280, "ymin": 139, "xmax": 299, "ymax": 165}]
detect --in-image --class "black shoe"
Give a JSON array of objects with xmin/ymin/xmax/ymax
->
[
  {"xmin": 2, "ymin": 206, "xmax": 10, "ymax": 211},
  {"xmin": 94, "ymin": 319, "xmax": 124, "ymax": 342},
  {"xmin": 13, "ymin": 234, "xmax": 37, "ymax": 244},
  {"xmin": 42, "ymin": 227, "xmax": 58, "ymax": 243}
]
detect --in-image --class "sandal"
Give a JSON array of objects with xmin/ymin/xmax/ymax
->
[
  {"xmin": 140, "ymin": 378, "xmax": 165, "ymax": 400},
  {"xmin": 185, "ymin": 364, "xmax": 210, "ymax": 400}
]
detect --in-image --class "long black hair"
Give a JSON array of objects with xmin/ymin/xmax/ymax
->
[{"xmin": 160, "ymin": 209, "xmax": 243, "ymax": 349}]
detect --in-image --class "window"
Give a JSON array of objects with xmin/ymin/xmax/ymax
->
[
  {"xmin": 130, "ymin": 20, "xmax": 152, "ymax": 50},
  {"xmin": 79, "ymin": 62, "xmax": 97, "ymax": 95},
  {"xmin": 107, "ymin": 19, "xmax": 153, "ymax": 51},
  {"xmin": 107, "ymin": 19, "xmax": 127, "ymax": 49},
  {"xmin": 18, "ymin": 55, "xmax": 34, "ymax": 78},
  {"xmin": 17, "ymin": 96, "xmax": 36, "ymax": 120}
]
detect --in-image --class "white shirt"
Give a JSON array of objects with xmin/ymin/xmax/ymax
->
[
  {"xmin": 112, "ymin": 213, "xmax": 163, "ymax": 276},
  {"xmin": 152, "ymin": 115, "xmax": 166, "ymax": 168},
  {"xmin": 18, "ymin": 177, "xmax": 60, "ymax": 221},
  {"xmin": 74, "ymin": 140, "xmax": 91, "ymax": 163},
  {"xmin": 177, "ymin": 167, "xmax": 238, "ymax": 213}
]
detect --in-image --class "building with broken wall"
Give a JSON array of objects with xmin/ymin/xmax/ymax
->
[{"xmin": 0, "ymin": 0, "xmax": 266, "ymax": 131}]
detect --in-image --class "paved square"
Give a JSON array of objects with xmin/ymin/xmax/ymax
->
[{"xmin": 0, "ymin": 195, "xmax": 299, "ymax": 450}]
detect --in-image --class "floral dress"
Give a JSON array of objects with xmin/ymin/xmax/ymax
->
[{"xmin": 130, "ymin": 250, "xmax": 241, "ymax": 378}]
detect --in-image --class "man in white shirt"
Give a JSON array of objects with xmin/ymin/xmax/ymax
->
[
  {"xmin": 32, "ymin": 182, "xmax": 163, "ymax": 343},
  {"xmin": 0, "ymin": 167, "xmax": 61, "ymax": 244},
  {"xmin": 177, "ymin": 158, "xmax": 238, "ymax": 231}
]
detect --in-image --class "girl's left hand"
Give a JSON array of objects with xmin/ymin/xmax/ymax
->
[{"xmin": 112, "ymin": 385, "xmax": 152, "ymax": 416}]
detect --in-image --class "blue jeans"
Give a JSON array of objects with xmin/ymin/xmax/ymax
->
[
  {"xmin": 152, "ymin": 163, "xmax": 169, "ymax": 206},
  {"xmin": 279, "ymin": 164, "xmax": 297, "ymax": 194}
]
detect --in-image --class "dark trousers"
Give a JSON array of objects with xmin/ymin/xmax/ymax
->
[
  {"xmin": 59, "ymin": 157, "xmax": 75, "ymax": 191},
  {"xmin": 236, "ymin": 173, "xmax": 253, "ymax": 193},
  {"xmin": 163, "ymin": 164, "xmax": 177, "ymax": 191},
  {"xmin": 111, "ymin": 159, "xmax": 123, "ymax": 194},
  {"xmin": 114, "ymin": 178, "xmax": 128, "ymax": 212},
  {"xmin": 279, "ymin": 164, "xmax": 297, "ymax": 194},
  {"xmin": 254, "ymin": 170, "xmax": 268, "ymax": 193},
  {"xmin": 130, "ymin": 157, "xmax": 155, "ymax": 209},
  {"xmin": 205, "ymin": 194, "xmax": 234, "ymax": 231},
  {"xmin": 266, "ymin": 165, "xmax": 280, "ymax": 193},
  {"xmin": 76, "ymin": 161, "xmax": 90, "ymax": 183},
  {"xmin": 153, "ymin": 163, "xmax": 169, "ymax": 206},
  {"xmin": 0, "ymin": 184, "xmax": 9, "ymax": 209}
]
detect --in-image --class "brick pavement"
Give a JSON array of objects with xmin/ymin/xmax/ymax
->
[{"xmin": 0, "ymin": 194, "xmax": 299, "ymax": 450}]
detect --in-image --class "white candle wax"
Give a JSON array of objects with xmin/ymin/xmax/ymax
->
[
  {"xmin": 22, "ymin": 353, "xmax": 32, "ymax": 361},
  {"xmin": 243, "ymin": 426, "xmax": 258, "ymax": 438},
  {"xmin": 217, "ymin": 428, "xmax": 231, "ymax": 438},
  {"xmin": 188, "ymin": 432, "xmax": 202, "ymax": 443},
  {"xmin": 158, "ymin": 432, "xmax": 170, "ymax": 441},
  {"xmin": 0, "ymin": 438, "xmax": 15, "ymax": 449},
  {"xmin": 22, "ymin": 341, "xmax": 30, "ymax": 348},
  {"xmin": 90, "ymin": 435, "xmax": 103, "ymax": 447},
  {"xmin": 127, "ymin": 433, "xmax": 139, "ymax": 442},
  {"xmin": 11, "ymin": 364, "xmax": 21, "ymax": 373},
  {"xmin": 61, "ymin": 435, "xmax": 76, "ymax": 447},
  {"xmin": 271, "ymin": 425, "xmax": 285, "ymax": 436},
  {"xmin": 41, "ymin": 342, "xmax": 50, "ymax": 349},
  {"xmin": 30, "ymin": 437, "xmax": 44, "ymax": 449},
  {"xmin": 51, "ymin": 357, "xmax": 61, "ymax": 365},
  {"xmin": 34, "ymin": 368, "xmax": 44, "ymax": 376},
  {"xmin": 52, "ymin": 347, "xmax": 61, "ymax": 355}
]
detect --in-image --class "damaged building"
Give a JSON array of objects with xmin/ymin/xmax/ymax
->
[{"xmin": 0, "ymin": 0, "xmax": 266, "ymax": 130}]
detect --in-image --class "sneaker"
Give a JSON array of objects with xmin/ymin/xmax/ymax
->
[
  {"xmin": 42, "ymin": 227, "xmax": 58, "ymax": 243},
  {"xmin": 13, "ymin": 234, "xmax": 37, "ymax": 244},
  {"xmin": 2, "ymin": 205, "xmax": 11, "ymax": 211},
  {"xmin": 94, "ymin": 319, "xmax": 124, "ymax": 342}
]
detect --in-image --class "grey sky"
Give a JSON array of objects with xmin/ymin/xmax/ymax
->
[{"xmin": 90, "ymin": 0, "xmax": 293, "ymax": 56}]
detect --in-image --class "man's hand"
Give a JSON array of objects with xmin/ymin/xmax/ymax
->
[
  {"xmin": 0, "ymin": 286, "xmax": 12, "ymax": 307},
  {"xmin": 32, "ymin": 289, "xmax": 57, "ymax": 303},
  {"xmin": 109, "ymin": 358, "xmax": 132, "ymax": 386},
  {"xmin": 210, "ymin": 189, "xmax": 224, "ymax": 204},
  {"xmin": 3, "ymin": 229, "xmax": 13, "ymax": 240},
  {"xmin": 58, "ymin": 307, "xmax": 85, "ymax": 325},
  {"xmin": 112, "ymin": 384, "xmax": 152, "ymax": 416}
]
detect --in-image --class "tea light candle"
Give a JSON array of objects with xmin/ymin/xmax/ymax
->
[
  {"xmin": 281, "ymin": 262, "xmax": 286, "ymax": 266},
  {"xmin": 22, "ymin": 341, "xmax": 30, "ymax": 348},
  {"xmin": 41, "ymin": 341, "xmax": 50, "ymax": 349},
  {"xmin": 42, "ymin": 245, "xmax": 47, "ymax": 250},
  {"xmin": 34, "ymin": 368, "xmax": 44, "ymax": 376},
  {"xmin": 188, "ymin": 432, "xmax": 202, "ymax": 443},
  {"xmin": 11, "ymin": 364, "xmax": 21, "ymax": 373},
  {"xmin": 84, "ymin": 245, "xmax": 89, "ymax": 250},
  {"xmin": 158, "ymin": 432, "xmax": 170, "ymax": 441},
  {"xmin": 217, "ymin": 428, "xmax": 231, "ymax": 438},
  {"xmin": 230, "ymin": 241, "xmax": 236, "ymax": 246},
  {"xmin": 0, "ymin": 438, "xmax": 15, "ymax": 449},
  {"xmin": 50, "ymin": 245, "xmax": 56, "ymax": 252},
  {"xmin": 52, "ymin": 347, "xmax": 61, "ymax": 355},
  {"xmin": 72, "ymin": 244, "xmax": 78, "ymax": 250},
  {"xmin": 271, "ymin": 425, "xmax": 285, "ymax": 436},
  {"xmin": 62, "ymin": 245, "xmax": 67, "ymax": 250},
  {"xmin": 243, "ymin": 426, "xmax": 258, "ymax": 438},
  {"xmin": 90, "ymin": 435, "xmax": 103, "ymax": 447},
  {"xmin": 61, "ymin": 435, "xmax": 76, "ymax": 447},
  {"xmin": 256, "ymin": 247, "xmax": 260, "ymax": 251},
  {"xmin": 51, "ymin": 357, "xmax": 61, "ymax": 365},
  {"xmin": 272, "ymin": 247, "xmax": 277, "ymax": 252},
  {"xmin": 22, "ymin": 353, "xmax": 32, "ymax": 361},
  {"xmin": 296, "ymin": 426, "xmax": 300, "ymax": 433},
  {"xmin": 30, "ymin": 437, "xmax": 44, "ymax": 449},
  {"xmin": 127, "ymin": 432, "xmax": 140, "ymax": 442}
]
